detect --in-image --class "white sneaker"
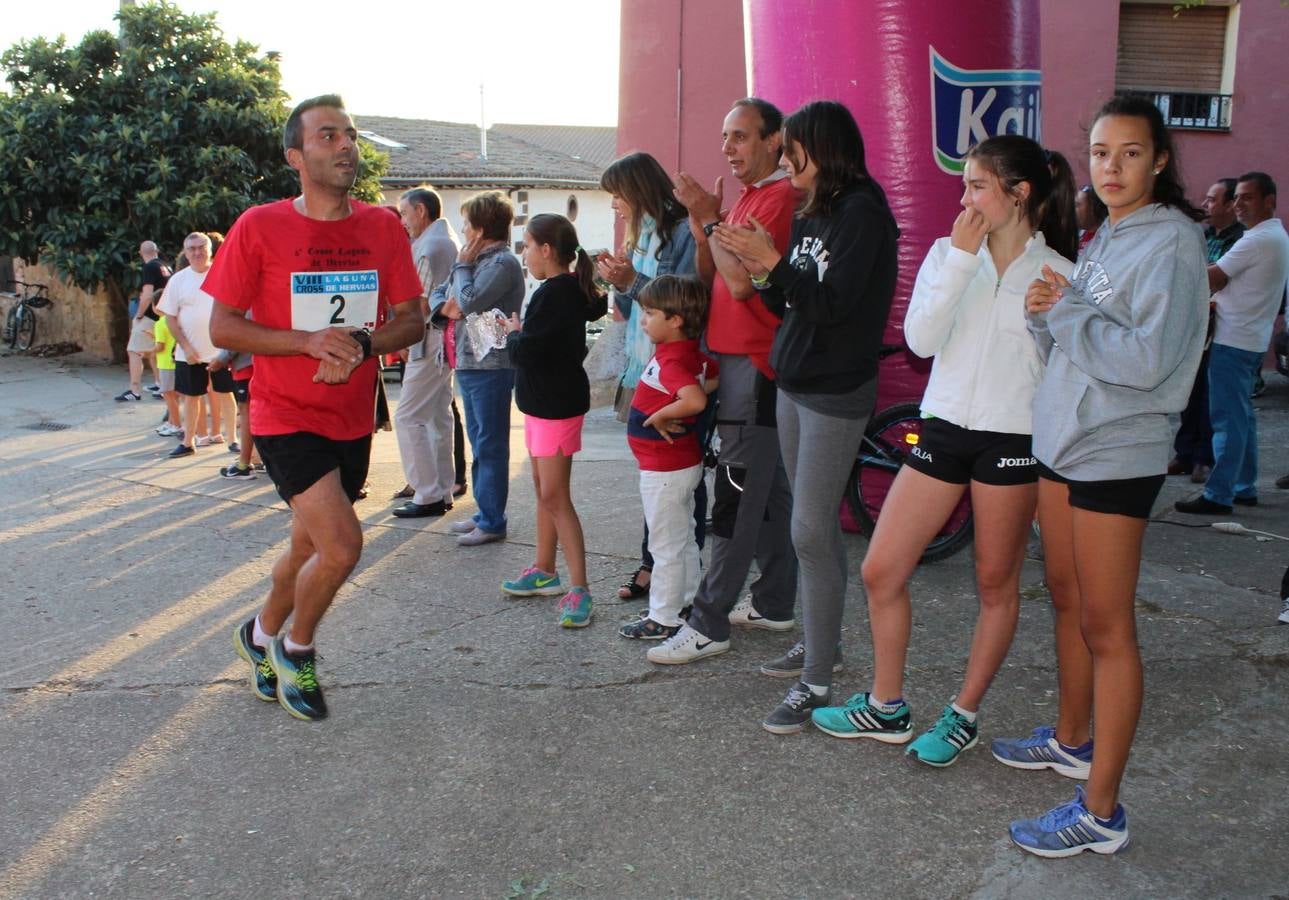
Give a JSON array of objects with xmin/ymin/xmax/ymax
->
[
  {"xmin": 194, "ymin": 434, "xmax": 222, "ymax": 447},
  {"xmin": 457, "ymin": 527, "xmax": 505, "ymax": 547},
  {"xmin": 646, "ymin": 624, "xmax": 730, "ymax": 665},
  {"xmin": 448, "ymin": 519, "xmax": 478, "ymax": 534},
  {"xmin": 728, "ymin": 594, "xmax": 795, "ymax": 631},
  {"xmin": 1279, "ymin": 597, "xmax": 1289, "ymax": 625},
  {"xmin": 156, "ymin": 423, "xmax": 182, "ymax": 437}
]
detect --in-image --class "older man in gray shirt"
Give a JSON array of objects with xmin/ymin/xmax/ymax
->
[{"xmin": 393, "ymin": 186, "xmax": 462, "ymax": 517}]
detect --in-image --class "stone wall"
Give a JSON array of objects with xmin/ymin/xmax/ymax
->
[{"xmin": 0, "ymin": 259, "xmax": 121, "ymax": 360}]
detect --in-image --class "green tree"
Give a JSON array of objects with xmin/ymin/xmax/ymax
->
[{"xmin": 0, "ymin": 1, "xmax": 387, "ymax": 319}]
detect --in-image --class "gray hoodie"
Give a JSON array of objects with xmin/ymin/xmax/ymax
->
[{"xmin": 1028, "ymin": 203, "xmax": 1207, "ymax": 480}]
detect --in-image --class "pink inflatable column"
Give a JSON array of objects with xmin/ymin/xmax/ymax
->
[{"xmin": 745, "ymin": 0, "xmax": 1042, "ymax": 408}]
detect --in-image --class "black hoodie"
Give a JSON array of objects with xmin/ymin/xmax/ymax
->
[{"xmin": 759, "ymin": 183, "xmax": 898, "ymax": 396}]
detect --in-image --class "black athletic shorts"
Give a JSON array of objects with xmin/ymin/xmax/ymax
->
[
  {"xmin": 254, "ymin": 432, "xmax": 372, "ymax": 505},
  {"xmin": 902, "ymin": 417, "xmax": 1038, "ymax": 486},
  {"xmin": 1038, "ymin": 463, "xmax": 1164, "ymax": 520},
  {"xmin": 210, "ymin": 367, "xmax": 236, "ymax": 393},
  {"xmin": 175, "ymin": 360, "xmax": 209, "ymax": 397},
  {"xmin": 231, "ymin": 375, "xmax": 251, "ymax": 405}
]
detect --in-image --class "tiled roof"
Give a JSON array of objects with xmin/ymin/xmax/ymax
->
[
  {"xmin": 354, "ymin": 115, "xmax": 615, "ymax": 188},
  {"xmin": 490, "ymin": 123, "xmax": 618, "ymax": 168}
]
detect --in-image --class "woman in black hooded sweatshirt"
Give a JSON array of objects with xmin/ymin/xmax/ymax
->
[{"xmin": 714, "ymin": 99, "xmax": 898, "ymax": 734}]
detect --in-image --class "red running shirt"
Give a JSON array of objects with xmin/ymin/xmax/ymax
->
[
  {"xmin": 203, "ymin": 199, "xmax": 422, "ymax": 440},
  {"xmin": 628, "ymin": 340, "xmax": 719, "ymax": 471}
]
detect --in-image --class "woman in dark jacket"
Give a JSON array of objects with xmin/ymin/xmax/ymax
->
[{"xmin": 715, "ymin": 99, "xmax": 898, "ymax": 734}]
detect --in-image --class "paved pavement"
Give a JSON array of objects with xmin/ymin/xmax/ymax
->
[{"xmin": 1, "ymin": 352, "xmax": 1286, "ymax": 900}]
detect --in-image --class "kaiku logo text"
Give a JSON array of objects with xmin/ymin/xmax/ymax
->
[{"xmin": 930, "ymin": 48, "xmax": 1042, "ymax": 174}]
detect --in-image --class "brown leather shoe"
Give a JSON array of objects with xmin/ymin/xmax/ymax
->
[
  {"xmin": 1166, "ymin": 458, "xmax": 1192, "ymax": 476},
  {"xmin": 1190, "ymin": 465, "xmax": 1211, "ymax": 484}
]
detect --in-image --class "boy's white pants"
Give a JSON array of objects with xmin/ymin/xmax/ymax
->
[{"xmin": 639, "ymin": 464, "xmax": 703, "ymax": 627}]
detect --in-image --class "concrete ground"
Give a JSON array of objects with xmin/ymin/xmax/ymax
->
[{"xmin": 0, "ymin": 352, "xmax": 1286, "ymax": 900}]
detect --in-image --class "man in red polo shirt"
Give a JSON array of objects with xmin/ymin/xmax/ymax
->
[
  {"xmin": 650, "ymin": 98, "xmax": 802, "ymax": 667},
  {"xmin": 207, "ymin": 95, "xmax": 423, "ymax": 720}
]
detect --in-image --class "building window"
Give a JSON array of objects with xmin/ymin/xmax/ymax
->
[
  {"xmin": 567, "ymin": 194, "xmax": 579, "ymax": 222},
  {"xmin": 1115, "ymin": 1, "xmax": 1237, "ymax": 131}
]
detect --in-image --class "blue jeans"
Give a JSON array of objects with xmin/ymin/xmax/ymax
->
[
  {"xmin": 456, "ymin": 368, "xmax": 515, "ymax": 533},
  {"xmin": 1204, "ymin": 342, "xmax": 1262, "ymax": 505}
]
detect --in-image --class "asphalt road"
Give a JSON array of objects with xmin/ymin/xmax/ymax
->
[{"xmin": 1, "ymin": 353, "xmax": 1286, "ymax": 899}]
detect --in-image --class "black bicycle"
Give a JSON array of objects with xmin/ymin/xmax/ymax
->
[
  {"xmin": 3, "ymin": 281, "xmax": 51, "ymax": 352},
  {"xmin": 844, "ymin": 351, "xmax": 974, "ymax": 564}
]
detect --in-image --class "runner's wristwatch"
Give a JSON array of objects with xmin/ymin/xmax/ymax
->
[{"xmin": 349, "ymin": 329, "xmax": 372, "ymax": 360}]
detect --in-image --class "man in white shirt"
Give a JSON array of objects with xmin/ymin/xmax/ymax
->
[
  {"xmin": 392, "ymin": 186, "xmax": 461, "ymax": 517},
  {"xmin": 1177, "ymin": 172, "xmax": 1289, "ymax": 514},
  {"xmin": 157, "ymin": 232, "xmax": 220, "ymax": 458}
]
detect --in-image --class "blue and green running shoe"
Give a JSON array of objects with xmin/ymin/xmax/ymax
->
[
  {"xmin": 232, "ymin": 619, "xmax": 276, "ymax": 702},
  {"xmin": 1009, "ymin": 785, "xmax": 1129, "ymax": 858},
  {"xmin": 502, "ymin": 566, "xmax": 564, "ymax": 597},
  {"xmin": 266, "ymin": 637, "xmax": 327, "ymax": 721},
  {"xmin": 557, "ymin": 587, "xmax": 593, "ymax": 628},
  {"xmin": 811, "ymin": 692, "xmax": 912, "ymax": 743},
  {"xmin": 991, "ymin": 725, "xmax": 1092, "ymax": 780},
  {"xmin": 907, "ymin": 704, "xmax": 978, "ymax": 767}
]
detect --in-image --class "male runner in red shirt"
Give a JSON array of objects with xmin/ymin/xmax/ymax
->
[{"xmin": 208, "ymin": 95, "xmax": 423, "ymax": 720}]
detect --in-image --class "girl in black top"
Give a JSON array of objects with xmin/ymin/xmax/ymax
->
[
  {"xmin": 501, "ymin": 214, "xmax": 608, "ymax": 627},
  {"xmin": 715, "ymin": 100, "xmax": 898, "ymax": 733}
]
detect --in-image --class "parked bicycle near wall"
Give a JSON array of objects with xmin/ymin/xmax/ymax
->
[
  {"xmin": 3, "ymin": 281, "xmax": 51, "ymax": 352},
  {"xmin": 843, "ymin": 345, "xmax": 974, "ymax": 563}
]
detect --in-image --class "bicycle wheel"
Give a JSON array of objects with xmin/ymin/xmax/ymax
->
[
  {"xmin": 846, "ymin": 403, "xmax": 974, "ymax": 564},
  {"xmin": 3, "ymin": 304, "xmax": 16, "ymax": 349},
  {"xmin": 14, "ymin": 304, "xmax": 35, "ymax": 351}
]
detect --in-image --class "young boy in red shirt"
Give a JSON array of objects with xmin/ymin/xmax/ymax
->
[{"xmin": 620, "ymin": 276, "xmax": 718, "ymax": 642}]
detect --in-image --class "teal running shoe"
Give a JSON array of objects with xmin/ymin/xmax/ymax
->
[
  {"xmin": 501, "ymin": 566, "xmax": 564, "ymax": 597},
  {"xmin": 557, "ymin": 587, "xmax": 593, "ymax": 628},
  {"xmin": 811, "ymin": 692, "xmax": 912, "ymax": 743},
  {"xmin": 907, "ymin": 704, "xmax": 978, "ymax": 767},
  {"xmin": 1009, "ymin": 785, "xmax": 1129, "ymax": 858},
  {"xmin": 266, "ymin": 637, "xmax": 327, "ymax": 721},
  {"xmin": 232, "ymin": 619, "xmax": 276, "ymax": 702}
]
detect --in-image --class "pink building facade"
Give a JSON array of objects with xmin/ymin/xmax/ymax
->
[{"xmin": 618, "ymin": 0, "xmax": 1289, "ymax": 221}]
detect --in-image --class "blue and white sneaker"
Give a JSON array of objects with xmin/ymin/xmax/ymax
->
[
  {"xmin": 1009, "ymin": 785, "xmax": 1129, "ymax": 858},
  {"xmin": 991, "ymin": 725, "xmax": 1092, "ymax": 780}
]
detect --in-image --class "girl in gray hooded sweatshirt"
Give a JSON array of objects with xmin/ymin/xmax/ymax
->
[{"xmin": 999, "ymin": 96, "xmax": 1208, "ymax": 859}]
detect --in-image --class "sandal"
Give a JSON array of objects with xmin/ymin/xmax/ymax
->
[
  {"xmin": 617, "ymin": 566, "xmax": 651, "ymax": 600},
  {"xmin": 392, "ymin": 484, "xmax": 415, "ymax": 500},
  {"xmin": 618, "ymin": 617, "xmax": 679, "ymax": 640}
]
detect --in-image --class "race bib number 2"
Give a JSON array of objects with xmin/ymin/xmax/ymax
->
[{"xmin": 290, "ymin": 270, "xmax": 379, "ymax": 332}]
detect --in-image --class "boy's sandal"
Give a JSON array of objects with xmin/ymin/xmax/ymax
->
[
  {"xmin": 617, "ymin": 566, "xmax": 651, "ymax": 600},
  {"xmin": 618, "ymin": 617, "xmax": 680, "ymax": 640}
]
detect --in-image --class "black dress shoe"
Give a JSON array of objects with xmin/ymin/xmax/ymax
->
[
  {"xmin": 392, "ymin": 500, "xmax": 451, "ymax": 518},
  {"xmin": 167, "ymin": 444, "xmax": 195, "ymax": 458},
  {"xmin": 1233, "ymin": 495, "xmax": 1258, "ymax": 507},
  {"xmin": 1174, "ymin": 495, "xmax": 1232, "ymax": 515}
]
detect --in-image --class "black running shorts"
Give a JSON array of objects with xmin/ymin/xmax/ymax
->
[
  {"xmin": 1038, "ymin": 464, "xmax": 1164, "ymax": 520},
  {"xmin": 210, "ymin": 367, "xmax": 236, "ymax": 393},
  {"xmin": 902, "ymin": 417, "xmax": 1037, "ymax": 486},
  {"xmin": 231, "ymin": 375, "xmax": 251, "ymax": 405},
  {"xmin": 175, "ymin": 360, "xmax": 209, "ymax": 397},
  {"xmin": 253, "ymin": 432, "xmax": 372, "ymax": 505}
]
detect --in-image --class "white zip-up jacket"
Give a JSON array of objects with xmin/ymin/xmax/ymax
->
[{"xmin": 903, "ymin": 232, "xmax": 1074, "ymax": 435}]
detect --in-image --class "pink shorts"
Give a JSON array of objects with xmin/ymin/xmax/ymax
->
[{"xmin": 524, "ymin": 414, "xmax": 584, "ymax": 457}]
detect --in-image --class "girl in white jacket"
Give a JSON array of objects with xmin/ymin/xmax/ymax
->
[{"xmin": 810, "ymin": 136, "xmax": 1076, "ymax": 767}]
